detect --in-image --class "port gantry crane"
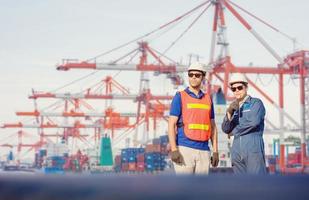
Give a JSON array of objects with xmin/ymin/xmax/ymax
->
[
  {"xmin": 0, "ymin": 130, "xmax": 57, "ymax": 164},
  {"xmin": 2, "ymin": 75, "xmax": 171, "ymax": 160},
  {"xmin": 27, "ymin": 75, "xmax": 171, "ymax": 141}
]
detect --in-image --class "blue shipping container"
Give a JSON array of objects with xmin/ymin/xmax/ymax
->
[
  {"xmin": 39, "ymin": 149, "xmax": 47, "ymax": 157},
  {"xmin": 152, "ymin": 138, "xmax": 161, "ymax": 145},
  {"xmin": 44, "ymin": 167, "xmax": 65, "ymax": 174},
  {"xmin": 159, "ymin": 135, "xmax": 169, "ymax": 144}
]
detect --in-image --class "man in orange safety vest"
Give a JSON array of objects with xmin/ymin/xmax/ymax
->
[{"xmin": 168, "ymin": 62, "xmax": 219, "ymax": 174}]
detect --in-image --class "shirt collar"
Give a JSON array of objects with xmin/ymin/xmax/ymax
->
[{"xmin": 185, "ymin": 87, "xmax": 205, "ymax": 99}]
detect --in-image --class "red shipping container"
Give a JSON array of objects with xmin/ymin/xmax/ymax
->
[
  {"xmin": 145, "ymin": 144, "xmax": 153, "ymax": 153},
  {"xmin": 136, "ymin": 162, "xmax": 145, "ymax": 172},
  {"xmin": 137, "ymin": 154, "xmax": 145, "ymax": 162},
  {"xmin": 128, "ymin": 163, "xmax": 136, "ymax": 171},
  {"xmin": 287, "ymin": 153, "xmax": 301, "ymax": 165},
  {"xmin": 154, "ymin": 144, "xmax": 161, "ymax": 152},
  {"xmin": 115, "ymin": 155, "xmax": 121, "ymax": 165},
  {"xmin": 145, "ymin": 144, "xmax": 161, "ymax": 153},
  {"xmin": 121, "ymin": 163, "xmax": 129, "ymax": 171},
  {"xmin": 161, "ymin": 146, "xmax": 169, "ymax": 154}
]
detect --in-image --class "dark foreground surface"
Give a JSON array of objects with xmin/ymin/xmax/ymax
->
[{"xmin": 0, "ymin": 174, "xmax": 308, "ymax": 200}]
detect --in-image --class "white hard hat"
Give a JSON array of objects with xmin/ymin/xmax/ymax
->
[
  {"xmin": 188, "ymin": 62, "xmax": 206, "ymax": 73},
  {"xmin": 229, "ymin": 73, "xmax": 248, "ymax": 86}
]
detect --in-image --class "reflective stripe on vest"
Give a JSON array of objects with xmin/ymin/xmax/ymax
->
[
  {"xmin": 188, "ymin": 124, "xmax": 210, "ymax": 131},
  {"xmin": 187, "ymin": 103, "xmax": 210, "ymax": 110}
]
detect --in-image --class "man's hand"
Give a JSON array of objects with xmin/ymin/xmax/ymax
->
[
  {"xmin": 227, "ymin": 100, "xmax": 239, "ymax": 115},
  {"xmin": 171, "ymin": 150, "xmax": 184, "ymax": 164},
  {"xmin": 211, "ymin": 152, "xmax": 219, "ymax": 167}
]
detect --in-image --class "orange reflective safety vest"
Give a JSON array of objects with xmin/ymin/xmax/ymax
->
[{"xmin": 180, "ymin": 90, "xmax": 212, "ymax": 142}]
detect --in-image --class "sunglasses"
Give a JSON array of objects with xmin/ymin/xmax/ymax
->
[
  {"xmin": 188, "ymin": 73, "xmax": 203, "ymax": 78},
  {"xmin": 231, "ymin": 85, "xmax": 244, "ymax": 92}
]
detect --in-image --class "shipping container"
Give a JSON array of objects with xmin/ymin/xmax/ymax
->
[
  {"xmin": 114, "ymin": 155, "xmax": 121, "ymax": 165},
  {"xmin": 39, "ymin": 149, "xmax": 47, "ymax": 157},
  {"xmin": 137, "ymin": 153, "xmax": 145, "ymax": 162},
  {"xmin": 114, "ymin": 136, "xmax": 170, "ymax": 173},
  {"xmin": 114, "ymin": 165, "xmax": 121, "ymax": 173},
  {"xmin": 152, "ymin": 138, "xmax": 161, "ymax": 145},
  {"xmin": 128, "ymin": 163, "xmax": 136, "ymax": 171},
  {"xmin": 128, "ymin": 155, "xmax": 136, "ymax": 163},
  {"xmin": 287, "ymin": 152, "xmax": 301, "ymax": 166},
  {"xmin": 44, "ymin": 167, "xmax": 65, "ymax": 174},
  {"xmin": 121, "ymin": 163, "xmax": 129, "ymax": 171},
  {"xmin": 159, "ymin": 135, "xmax": 169, "ymax": 145},
  {"xmin": 136, "ymin": 162, "xmax": 145, "ymax": 172},
  {"xmin": 145, "ymin": 144, "xmax": 161, "ymax": 153}
]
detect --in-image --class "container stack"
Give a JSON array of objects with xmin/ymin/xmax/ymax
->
[
  {"xmin": 44, "ymin": 156, "xmax": 66, "ymax": 174},
  {"xmin": 136, "ymin": 153, "xmax": 145, "ymax": 172},
  {"xmin": 307, "ymin": 139, "xmax": 309, "ymax": 155},
  {"xmin": 113, "ymin": 135, "xmax": 170, "ymax": 173},
  {"xmin": 267, "ymin": 155, "xmax": 277, "ymax": 174},
  {"xmin": 39, "ymin": 142, "xmax": 69, "ymax": 173},
  {"xmin": 144, "ymin": 152, "xmax": 166, "ymax": 171},
  {"xmin": 118, "ymin": 148, "xmax": 145, "ymax": 172},
  {"xmin": 114, "ymin": 155, "xmax": 122, "ymax": 172},
  {"xmin": 287, "ymin": 151, "xmax": 301, "ymax": 167},
  {"xmin": 34, "ymin": 149, "xmax": 47, "ymax": 168},
  {"xmin": 50, "ymin": 156, "xmax": 66, "ymax": 169},
  {"xmin": 159, "ymin": 135, "xmax": 169, "ymax": 155}
]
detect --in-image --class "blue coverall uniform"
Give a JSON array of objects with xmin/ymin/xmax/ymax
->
[{"xmin": 222, "ymin": 96, "xmax": 267, "ymax": 174}]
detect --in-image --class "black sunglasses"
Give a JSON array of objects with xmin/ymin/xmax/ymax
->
[
  {"xmin": 231, "ymin": 85, "xmax": 244, "ymax": 92},
  {"xmin": 188, "ymin": 73, "xmax": 203, "ymax": 78}
]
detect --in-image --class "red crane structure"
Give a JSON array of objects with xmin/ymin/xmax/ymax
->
[
  {"xmin": 27, "ymin": 75, "xmax": 171, "ymax": 140},
  {"xmin": 54, "ymin": 0, "xmax": 308, "ymax": 173},
  {"xmin": 1, "ymin": 75, "xmax": 171, "ymax": 161},
  {"xmin": 0, "ymin": 130, "xmax": 48, "ymax": 164}
]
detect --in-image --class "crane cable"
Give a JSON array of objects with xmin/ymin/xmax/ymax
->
[
  {"xmin": 48, "ymin": 71, "xmax": 99, "ymax": 93},
  {"xmin": 86, "ymin": 0, "xmax": 211, "ymax": 62},
  {"xmin": 289, "ymin": 74, "xmax": 299, "ymax": 86},
  {"xmin": 162, "ymin": 2, "xmax": 212, "ymax": 56},
  {"xmin": 149, "ymin": 2, "xmax": 211, "ymax": 66},
  {"xmin": 226, "ymin": 0, "xmax": 303, "ymax": 47},
  {"xmin": 125, "ymin": 50, "xmax": 140, "ymax": 64},
  {"xmin": 150, "ymin": 47, "xmax": 178, "ymax": 64},
  {"xmin": 272, "ymin": 73, "xmax": 294, "ymax": 86},
  {"xmin": 110, "ymin": 47, "xmax": 140, "ymax": 64},
  {"xmin": 146, "ymin": 14, "xmax": 189, "ymax": 44},
  {"xmin": 256, "ymin": 74, "xmax": 276, "ymax": 87}
]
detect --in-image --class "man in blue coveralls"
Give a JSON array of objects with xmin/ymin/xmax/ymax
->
[
  {"xmin": 168, "ymin": 62, "xmax": 219, "ymax": 175},
  {"xmin": 222, "ymin": 73, "xmax": 267, "ymax": 174}
]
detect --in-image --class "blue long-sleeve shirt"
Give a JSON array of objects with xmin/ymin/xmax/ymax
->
[{"xmin": 222, "ymin": 96, "xmax": 265, "ymax": 138}]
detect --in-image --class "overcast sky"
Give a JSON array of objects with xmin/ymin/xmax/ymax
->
[{"xmin": 1, "ymin": 0, "xmax": 309, "ymax": 157}]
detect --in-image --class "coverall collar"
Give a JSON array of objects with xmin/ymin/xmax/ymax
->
[{"xmin": 239, "ymin": 95, "xmax": 250, "ymax": 108}]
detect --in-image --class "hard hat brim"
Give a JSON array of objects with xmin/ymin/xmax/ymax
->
[
  {"xmin": 188, "ymin": 69, "xmax": 206, "ymax": 74},
  {"xmin": 229, "ymin": 81, "xmax": 248, "ymax": 86}
]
